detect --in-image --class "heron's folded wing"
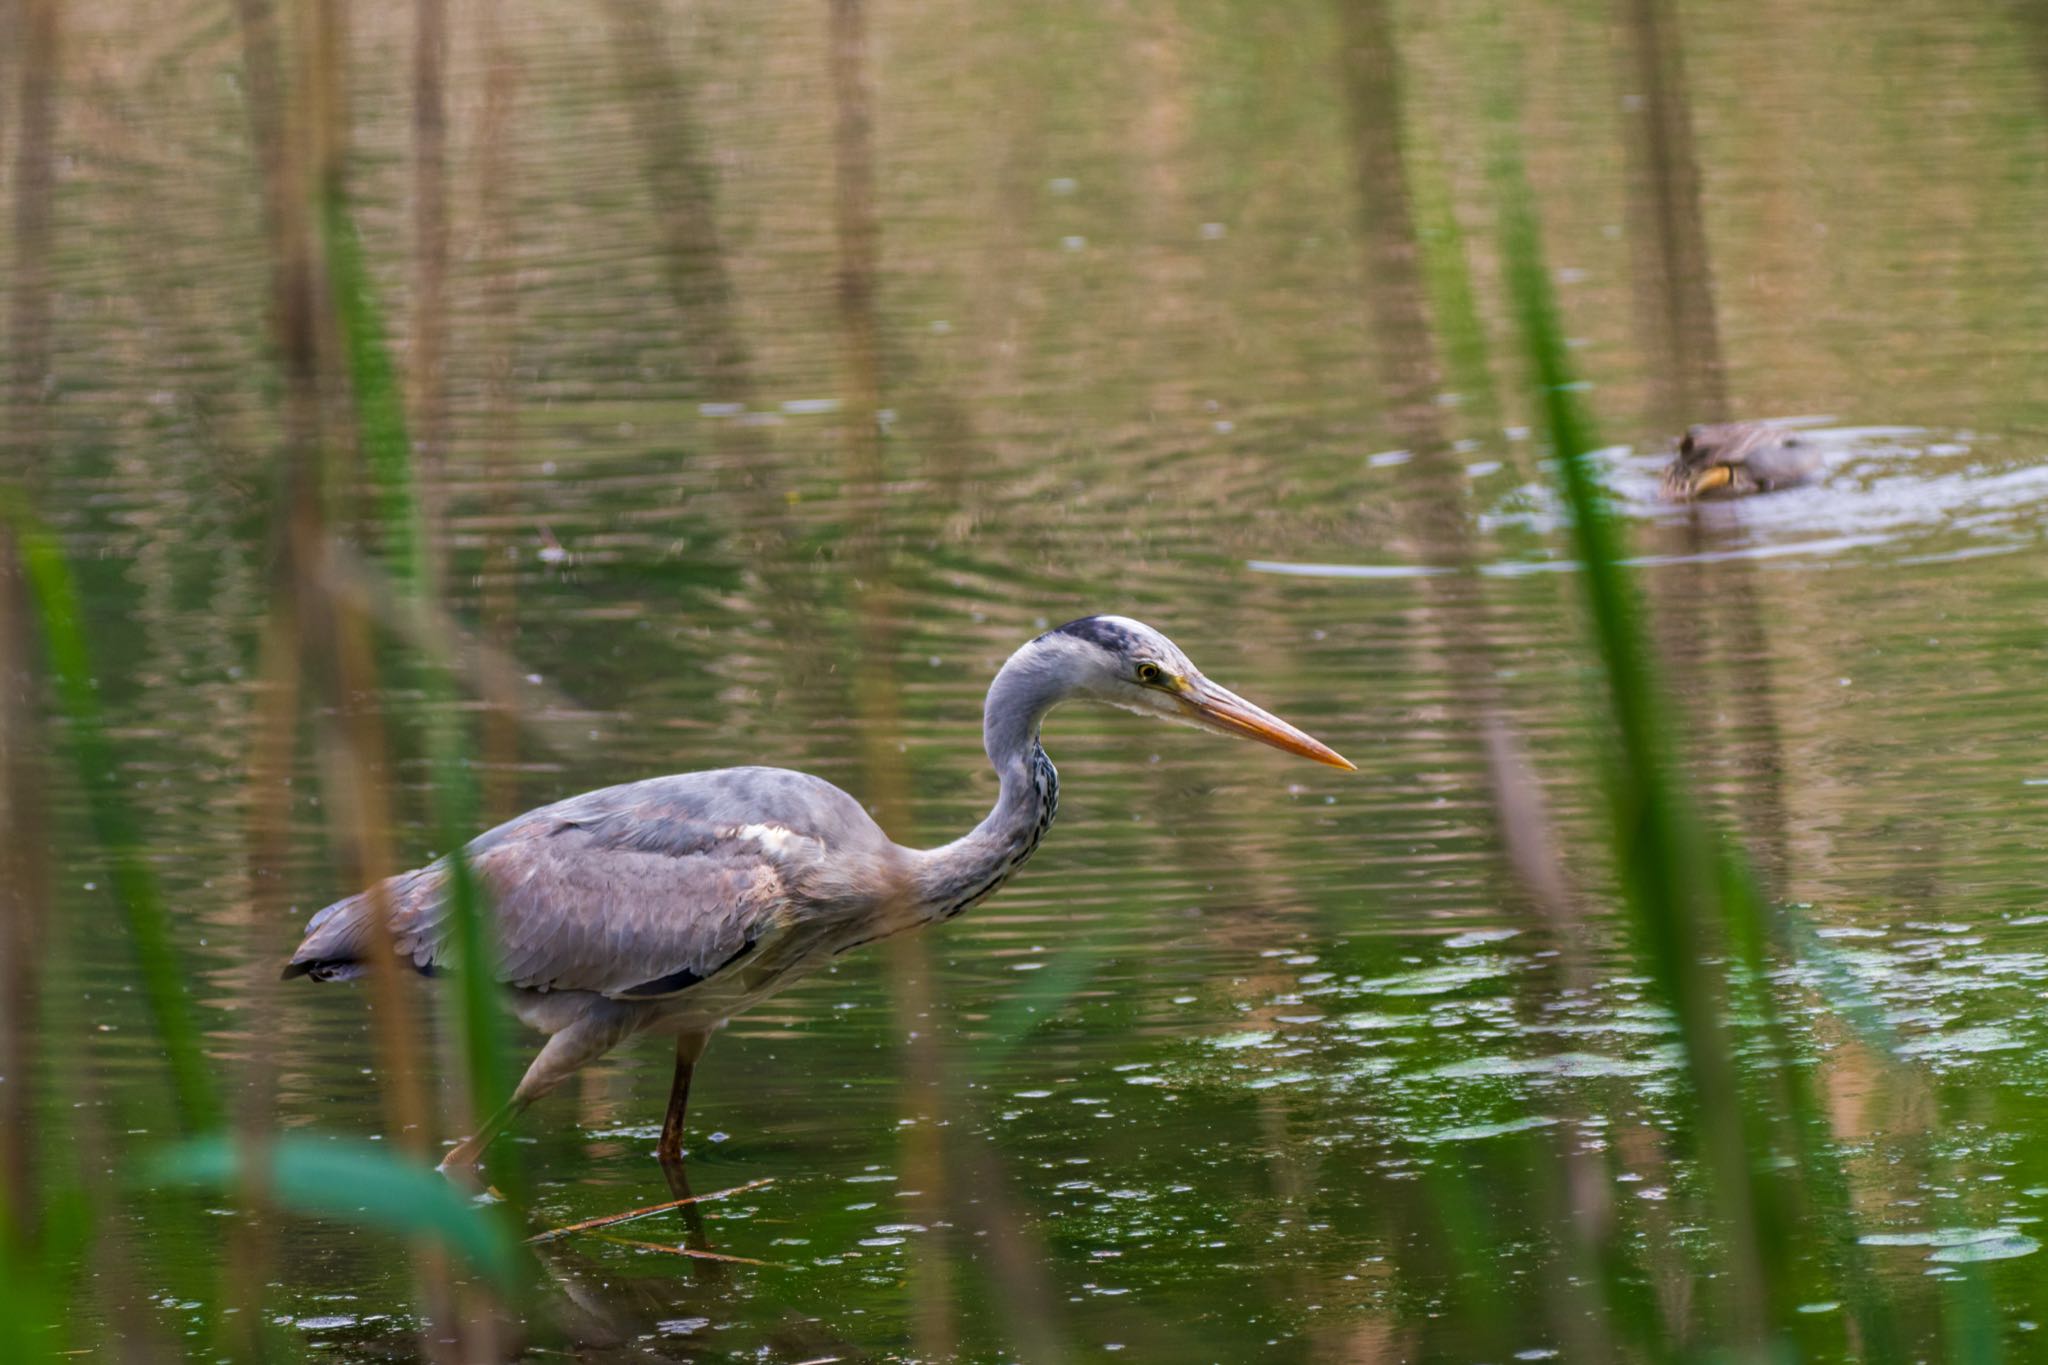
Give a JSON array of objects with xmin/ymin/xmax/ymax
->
[{"xmin": 383, "ymin": 806, "xmax": 793, "ymax": 998}]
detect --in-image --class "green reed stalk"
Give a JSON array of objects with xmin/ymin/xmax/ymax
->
[
  {"xmin": 1, "ymin": 497, "xmax": 223, "ymax": 1135},
  {"xmin": 320, "ymin": 197, "xmax": 515, "ymax": 1182},
  {"xmin": 0, "ymin": 544, "xmax": 58, "ymax": 1365},
  {"xmin": 1361, "ymin": 13, "xmax": 1654, "ymax": 1349},
  {"xmin": 1491, "ymin": 162, "xmax": 1914, "ymax": 1360},
  {"xmin": 1492, "ymin": 163, "xmax": 1793, "ymax": 1344},
  {"xmin": 1399, "ymin": 187, "xmax": 1685, "ymax": 1356}
]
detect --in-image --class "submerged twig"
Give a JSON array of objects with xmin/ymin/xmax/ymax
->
[
  {"xmin": 525, "ymin": 1177, "xmax": 775, "ymax": 1244},
  {"xmin": 587, "ymin": 1235, "xmax": 775, "ymax": 1267}
]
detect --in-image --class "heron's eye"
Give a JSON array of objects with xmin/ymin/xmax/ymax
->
[{"xmin": 1135, "ymin": 662, "xmax": 1164, "ymax": 685}]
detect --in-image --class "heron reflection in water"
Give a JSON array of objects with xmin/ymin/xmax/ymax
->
[{"xmin": 285, "ymin": 616, "xmax": 1353, "ymax": 1175}]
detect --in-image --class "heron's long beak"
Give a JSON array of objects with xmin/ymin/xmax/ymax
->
[{"xmin": 1180, "ymin": 680, "xmax": 1356, "ymax": 771}]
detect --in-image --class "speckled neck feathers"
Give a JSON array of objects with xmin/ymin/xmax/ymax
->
[{"xmin": 909, "ymin": 635, "xmax": 1080, "ymax": 920}]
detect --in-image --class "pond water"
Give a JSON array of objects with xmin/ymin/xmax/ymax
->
[{"xmin": 17, "ymin": 0, "xmax": 2048, "ymax": 1359}]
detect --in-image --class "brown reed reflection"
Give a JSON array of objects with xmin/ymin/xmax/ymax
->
[
  {"xmin": 1334, "ymin": 0, "xmax": 1585, "ymax": 952},
  {"xmin": 2, "ymin": 0, "xmax": 59, "ymax": 1257},
  {"xmin": 10, "ymin": 7, "xmax": 59, "ymax": 482},
  {"xmin": 410, "ymin": 0, "xmax": 451, "ymax": 595},
  {"xmin": 1614, "ymin": 0, "xmax": 1793, "ymax": 893},
  {"xmin": 600, "ymin": 0, "xmax": 755, "ymax": 404},
  {"xmin": 475, "ymin": 0, "xmax": 521, "ymax": 823},
  {"xmin": 226, "ymin": 0, "xmax": 474, "ymax": 1348},
  {"xmin": 1335, "ymin": 3, "xmax": 1619, "ymax": 1355},
  {"xmin": 825, "ymin": 1, "xmax": 960, "ymax": 1353},
  {"xmin": 0, "ymin": 534, "xmax": 43, "ymax": 1244},
  {"xmin": 598, "ymin": 0, "xmax": 829, "ymax": 736},
  {"xmin": 1618, "ymin": 0, "xmax": 1726, "ymax": 429},
  {"xmin": 0, "ymin": 532, "xmax": 50, "ymax": 1309}
]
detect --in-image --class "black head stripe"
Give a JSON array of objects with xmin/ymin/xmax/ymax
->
[{"xmin": 1049, "ymin": 615, "xmax": 1136, "ymax": 655}]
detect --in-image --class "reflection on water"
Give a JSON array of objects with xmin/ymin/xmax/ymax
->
[{"xmin": 15, "ymin": 0, "xmax": 2048, "ymax": 1356}]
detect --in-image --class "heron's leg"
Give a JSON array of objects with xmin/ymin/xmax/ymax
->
[
  {"xmin": 656, "ymin": 1031, "xmax": 711, "ymax": 1168},
  {"xmin": 438, "ymin": 1091, "xmax": 534, "ymax": 1174},
  {"xmin": 440, "ymin": 1010, "xmax": 633, "ymax": 1175},
  {"xmin": 656, "ymin": 1033, "xmax": 717, "ymax": 1255}
]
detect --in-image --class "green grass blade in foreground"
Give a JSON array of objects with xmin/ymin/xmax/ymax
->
[
  {"xmin": 152, "ymin": 1135, "xmax": 526, "ymax": 1290},
  {"xmin": 1, "ymin": 496, "xmax": 222, "ymax": 1134},
  {"xmin": 1492, "ymin": 173, "xmax": 1901, "ymax": 1358},
  {"xmin": 322, "ymin": 199, "xmax": 416, "ymax": 584},
  {"xmin": 1493, "ymin": 170, "xmax": 1785, "ymax": 1335},
  {"xmin": 321, "ymin": 197, "xmax": 514, "ymax": 1162},
  {"xmin": 0, "ymin": 1176, "xmax": 74, "ymax": 1365}
]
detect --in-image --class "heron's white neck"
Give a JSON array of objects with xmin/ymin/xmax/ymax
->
[{"xmin": 909, "ymin": 639, "xmax": 1071, "ymax": 920}]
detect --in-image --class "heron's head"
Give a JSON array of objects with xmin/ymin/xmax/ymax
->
[{"xmin": 1035, "ymin": 615, "xmax": 1355, "ymax": 770}]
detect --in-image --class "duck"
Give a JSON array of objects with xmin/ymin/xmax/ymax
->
[{"xmin": 1659, "ymin": 422, "xmax": 1823, "ymax": 501}]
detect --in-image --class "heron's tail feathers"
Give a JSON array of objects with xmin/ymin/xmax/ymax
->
[
  {"xmin": 281, "ymin": 867, "xmax": 444, "ymax": 982},
  {"xmin": 280, "ymin": 889, "xmax": 376, "ymax": 980},
  {"xmin": 279, "ymin": 955, "xmax": 367, "ymax": 982}
]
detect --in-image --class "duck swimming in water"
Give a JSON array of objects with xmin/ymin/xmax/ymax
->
[{"xmin": 1660, "ymin": 422, "xmax": 1824, "ymax": 501}]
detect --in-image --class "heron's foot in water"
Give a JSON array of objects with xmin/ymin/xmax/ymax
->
[
  {"xmin": 657, "ymin": 1147, "xmax": 695, "ymax": 1200},
  {"xmin": 434, "ymin": 1092, "xmax": 531, "ymax": 1183},
  {"xmin": 436, "ymin": 1147, "xmax": 489, "ymax": 1191}
]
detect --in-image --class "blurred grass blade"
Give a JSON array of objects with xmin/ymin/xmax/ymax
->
[
  {"xmin": 151, "ymin": 1136, "xmax": 525, "ymax": 1290},
  {"xmin": 1492, "ymin": 154, "xmax": 1786, "ymax": 1336},
  {"xmin": 0, "ymin": 494, "xmax": 222, "ymax": 1134},
  {"xmin": 320, "ymin": 196, "xmax": 514, "ymax": 1170},
  {"xmin": 0, "ymin": 1263, "xmax": 54, "ymax": 1365},
  {"xmin": 322, "ymin": 201, "xmax": 417, "ymax": 582},
  {"xmin": 1492, "ymin": 157, "xmax": 1900, "ymax": 1358}
]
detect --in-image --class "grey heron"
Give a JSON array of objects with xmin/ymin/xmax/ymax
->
[
  {"xmin": 284, "ymin": 615, "xmax": 1353, "ymax": 1173},
  {"xmin": 1660, "ymin": 422, "xmax": 1823, "ymax": 501}
]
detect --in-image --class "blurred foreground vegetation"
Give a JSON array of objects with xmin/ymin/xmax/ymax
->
[{"xmin": 7, "ymin": 0, "xmax": 2048, "ymax": 1358}]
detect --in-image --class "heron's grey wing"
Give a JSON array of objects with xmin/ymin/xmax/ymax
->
[
  {"xmin": 293, "ymin": 769, "xmax": 887, "ymax": 998},
  {"xmin": 421, "ymin": 781, "xmax": 815, "ymax": 997},
  {"xmin": 471, "ymin": 826, "xmax": 787, "ymax": 998},
  {"xmin": 360, "ymin": 769, "xmax": 880, "ymax": 994}
]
